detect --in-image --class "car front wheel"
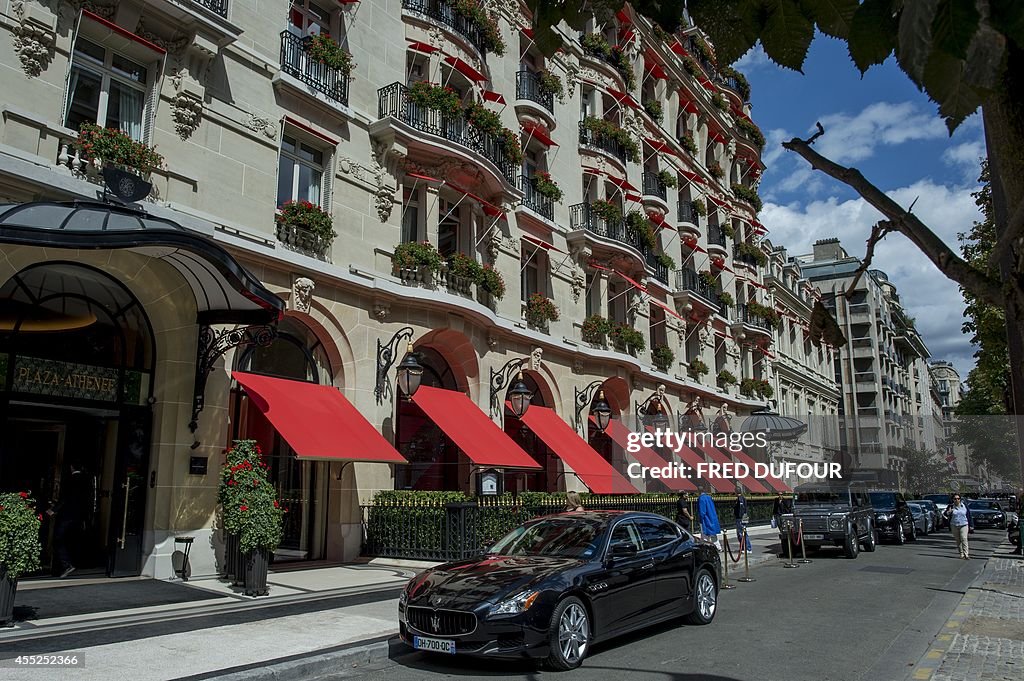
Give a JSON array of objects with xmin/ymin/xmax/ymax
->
[
  {"xmin": 862, "ymin": 522, "xmax": 877, "ymax": 552},
  {"xmin": 895, "ymin": 523, "xmax": 905, "ymax": 545},
  {"xmin": 546, "ymin": 597, "xmax": 590, "ymax": 671},
  {"xmin": 685, "ymin": 568, "xmax": 718, "ymax": 625},
  {"xmin": 907, "ymin": 521, "xmax": 917, "ymax": 542},
  {"xmin": 843, "ymin": 526, "xmax": 859, "ymax": 559}
]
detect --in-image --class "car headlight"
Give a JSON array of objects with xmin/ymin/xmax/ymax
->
[
  {"xmin": 488, "ymin": 591, "xmax": 540, "ymax": 618},
  {"xmin": 781, "ymin": 518, "xmax": 794, "ymax": 530},
  {"xmin": 876, "ymin": 513, "xmax": 894, "ymax": 522},
  {"xmin": 399, "ymin": 590, "xmax": 408, "ymax": 607},
  {"xmin": 829, "ymin": 516, "xmax": 845, "ymax": 530}
]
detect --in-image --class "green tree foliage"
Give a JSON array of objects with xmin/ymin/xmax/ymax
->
[{"xmin": 900, "ymin": 447, "xmax": 953, "ymax": 495}]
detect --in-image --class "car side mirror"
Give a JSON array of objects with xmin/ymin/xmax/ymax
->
[{"xmin": 608, "ymin": 543, "xmax": 638, "ymax": 560}]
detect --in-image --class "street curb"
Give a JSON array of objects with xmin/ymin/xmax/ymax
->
[
  {"xmin": 182, "ymin": 633, "xmax": 396, "ymax": 681},
  {"xmin": 905, "ymin": 539, "xmax": 1013, "ymax": 681}
]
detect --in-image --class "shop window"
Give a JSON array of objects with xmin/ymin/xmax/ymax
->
[
  {"xmin": 277, "ymin": 133, "xmax": 327, "ymax": 208},
  {"xmin": 64, "ymin": 37, "xmax": 152, "ymax": 142}
]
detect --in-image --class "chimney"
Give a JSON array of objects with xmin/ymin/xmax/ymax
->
[{"xmin": 813, "ymin": 238, "xmax": 846, "ymax": 261}]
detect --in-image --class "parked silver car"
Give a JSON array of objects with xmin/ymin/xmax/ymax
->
[
  {"xmin": 915, "ymin": 500, "xmax": 942, "ymax": 530},
  {"xmin": 907, "ymin": 502, "xmax": 932, "ymax": 535}
]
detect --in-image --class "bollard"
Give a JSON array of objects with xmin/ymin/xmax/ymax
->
[
  {"xmin": 783, "ymin": 524, "xmax": 799, "ymax": 568},
  {"xmin": 720, "ymin": 535, "xmax": 736, "ymax": 589},
  {"xmin": 737, "ymin": 527, "xmax": 755, "ymax": 582},
  {"xmin": 797, "ymin": 519, "xmax": 812, "ymax": 564}
]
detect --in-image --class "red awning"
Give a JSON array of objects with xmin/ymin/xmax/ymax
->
[
  {"xmin": 649, "ymin": 296, "xmax": 684, "ymax": 321},
  {"xmin": 731, "ymin": 449, "xmax": 789, "ymax": 492},
  {"xmin": 523, "ymin": 234, "xmax": 564, "ymax": 253},
  {"xmin": 625, "ymin": 192, "xmax": 642, "ymax": 203},
  {"xmin": 482, "ymin": 89, "xmax": 506, "ymax": 104},
  {"xmin": 679, "ymin": 169, "xmax": 705, "ymax": 184},
  {"xmin": 233, "ymin": 372, "xmax": 405, "ymax": 463},
  {"xmin": 521, "ymin": 27, "xmax": 534, "ymax": 39},
  {"xmin": 680, "ymin": 98, "xmax": 699, "ymax": 114},
  {"xmin": 700, "ymin": 78, "xmax": 716, "ymax": 91},
  {"xmin": 709, "ymin": 129, "xmax": 728, "ymax": 145},
  {"xmin": 444, "ymin": 55, "xmax": 486, "ymax": 83},
  {"xmin": 582, "ymin": 166, "xmax": 603, "ymax": 176},
  {"xmin": 649, "ymin": 212, "xmax": 674, "ymax": 231},
  {"xmin": 644, "ymin": 59, "xmax": 668, "ymax": 81},
  {"xmin": 646, "ymin": 137, "xmax": 676, "ymax": 156},
  {"xmin": 607, "ymin": 175, "xmax": 639, "ymax": 193},
  {"xmin": 406, "ymin": 171, "xmax": 442, "ymax": 184},
  {"xmin": 406, "ymin": 40, "xmax": 439, "ymax": 54},
  {"xmin": 605, "ymin": 420, "xmax": 697, "ymax": 492},
  {"xmin": 690, "ymin": 439, "xmax": 769, "ymax": 493},
  {"xmin": 666, "ymin": 432, "xmax": 734, "ymax": 493},
  {"xmin": 446, "ymin": 181, "xmax": 505, "ymax": 217},
  {"xmin": 411, "ymin": 386, "xmax": 540, "ymax": 468},
  {"xmin": 520, "ymin": 406, "xmax": 639, "ymax": 493},
  {"xmin": 709, "ymin": 195, "xmax": 731, "ymax": 209},
  {"xmin": 607, "ymin": 88, "xmax": 639, "ymax": 109},
  {"xmin": 522, "ymin": 121, "xmax": 557, "ymax": 147},
  {"xmin": 670, "ymin": 41, "xmax": 689, "ymax": 56},
  {"xmin": 616, "ymin": 9, "xmax": 631, "ymax": 24}
]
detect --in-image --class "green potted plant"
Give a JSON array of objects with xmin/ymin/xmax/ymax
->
[
  {"xmin": 220, "ymin": 440, "xmax": 283, "ymax": 597},
  {"xmin": 276, "ymin": 200, "xmax": 336, "ymax": 256},
  {"xmin": 590, "ymin": 198, "xmax": 622, "ymax": 224},
  {"xmin": 679, "ymin": 132, "xmax": 698, "ymax": 155},
  {"xmin": 735, "ymin": 118, "xmax": 766, "ymax": 149},
  {"xmin": 652, "ymin": 344, "xmax": 674, "ymax": 372},
  {"xmin": 75, "ymin": 123, "xmax": 164, "ymax": 199},
  {"xmin": 721, "ymin": 222, "xmax": 735, "ymax": 239},
  {"xmin": 717, "ymin": 369, "xmax": 737, "ymax": 387},
  {"xmin": 688, "ymin": 357, "xmax": 709, "ymax": 380},
  {"xmin": 758, "ymin": 379, "xmax": 775, "ymax": 399},
  {"xmin": 720, "ymin": 66, "xmax": 751, "ymax": 101},
  {"xmin": 707, "ymin": 161, "xmax": 725, "ymax": 179},
  {"xmin": 538, "ymin": 69, "xmax": 564, "ymax": 99},
  {"xmin": 609, "ymin": 322, "xmax": 646, "ymax": 355},
  {"xmin": 407, "ymin": 81, "xmax": 462, "ymax": 117},
  {"xmin": 740, "ymin": 378, "xmax": 758, "ymax": 398},
  {"xmin": 698, "ymin": 270, "xmax": 718, "ymax": 288},
  {"xmin": 656, "ymin": 169, "xmax": 677, "ymax": 189},
  {"xmin": 736, "ymin": 241, "xmax": 768, "ymax": 266},
  {"xmin": 451, "ymin": 0, "xmax": 506, "ymax": 55},
  {"xmin": 463, "ymin": 102, "xmax": 523, "ymax": 166},
  {"xmin": 393, "ymin": 241, "xmax": 443, "ymax": 284},
  {"xmin": 608, "ymin": 45, "xmax": 636, "ymax": 90},
  {"xmin": 655, "ymin": 252, "xmax": 676, "ymax": 271},
  {"xmin": 581, "ymin": 314, "xmax": 611, "ymax": 345},
  {"xmin": 525, "ymin": 292, "xmax": 559, "ymax": 330},
  {"xmin": 478, "ymin": 263, "xmax": 506, "ymax": 303},
  {"xmin": 693, "ymin": 198, "xmax": 708, "ymax": 216},
  {"xmin": 644, "ymin": 100, "xmax": 663, "ymax": 122},
  {"xmin": 625, "ymin": 211, "xmax": 656, "ymax": 249},
  {"xmin": 530, "ymin": 171, "xmax": 563, "ymax": 202},
  {"xmin": 446, "ymin": 252, "xmax": 482, "ymax": 293},
  {"xmin": 580, "ymin": 33, "xmax": 612, "ymax": 60},
  {"xmin": 718, "ymin": 290, "xmax": 734, "ymax": 306},
  {"xmin": 0, "ymin": 491, "xmax": 42, "ymax": 626},
  {"xmin": 732, "ymin": 183, "xmax": 763, "ymax": 212},
  {"xmin": 581, "ymin": 116, "xmax": 640, "ymax": 162},
  {"xmin": 305, "ymin": 33, "xmax": 355, "ymax": 74},
  {"xmin": 748, "ymin": 300, "xmax": 779, "ymax": 327},
  {"xmin": 693, "ymin": 37, "xmax": 716, "ymax": 65},
  {"xmin": 711, "ymin": 93, "xmax": 729, "ymax": 112}
]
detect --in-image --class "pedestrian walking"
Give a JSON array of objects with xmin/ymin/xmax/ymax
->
[
  {"xmin": 565, "ymin": 491, "xmax": 584, "ymax": 512},
  {"xmin": 734, "ymin": 484, "xmax": 752, "ymax": 552},
  {"xmin": 675, "ymin": 493, "xmax": 693, "ymax": 532},
  {"xmin": 698, "ymin": 492, "xmax": 721, "ymax": 544},
  {"xmin": 943, "ymin": 493, "xmax": 974, "ymax": 559},
  {"xmin": 771, "ymin": 491, "xmax": 792, "ymax": 530},
  {"xmin": 48, "ymin": 462, "xmax": 92, "ymax": 578}
]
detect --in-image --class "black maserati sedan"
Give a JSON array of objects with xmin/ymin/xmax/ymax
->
[{"xmin": 398, "ymin": 511, "xmax": 721, "ymax": 670}]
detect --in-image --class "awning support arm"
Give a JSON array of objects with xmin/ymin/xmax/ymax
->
[{"xmin": 191, "ymin": 324, "xmax": 278, "ymax": 434}]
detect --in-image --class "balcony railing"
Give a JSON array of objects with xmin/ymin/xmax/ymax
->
[
  {"xmin": 192, "ymin": 0, "xmax": 228, "ymax": 17},
  {"xmin": 578, "ymin": 121, "xmax": 628, "ymax": 164},
  {"xmin": 518, "ymin": 174, "xmax": 554, "ymax": 221},
  {"xmin": 732, "ymin": 244, "xmax": 760, "ymax": 268},
  {"xmin": 378, "ymin": 82, "xmax": 516, "ymax": 182},
  {"xmin": 515, "ymin": 71, "xmax": 553, "ymax": 113},
  {"xmin": 402, "ymin": 0, "xmax": 489, "ymax": 57},
  {"xmin": 707, "ymin": 224, "xmax": 727, "ymax": 247},
  {"xmin": 570, "ymin": 202, "xmax": 648, "ymax": 256},
  {"xmin": 642, "ymin": 171, "xmax": 667, "ymax": 201},
  {"xmin": 675, "ymin": 268, "xmax": 721, "ymax": 312},
  {"xmin": 280, "ymin": 32, "xmax": 350, "ymax": 105},
  {"xmin": 734, "ymin": 303, "xmax": 771, "ymax": 332},
  {"xmin": 677, "ymin": 200, "xmax": 701, "ymax": 226},
  {"xmin": 646, "ymin": 252, "xmax": 669, "ymax": 284}
]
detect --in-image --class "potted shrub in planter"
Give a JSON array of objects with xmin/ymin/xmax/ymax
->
[
  {"xmin": 643, "ymin": 100, "xmax": 663, "ymax": 122},
  {"xmin": 732, "ymin": 183, "xmax": 764, "ymax": 212},
  {"xmin": 717, "ymin": 369, "xmax": 737, "ymax": 390},
  {"xmin": 581, "ymin": 116, "xmax": 640, "ymax": 162},
  {"xmin": 478, "ymin": 263, "xmax": 505, "ymax": 306},
  {"xmin": 590, "ymin": 198, "xmax": 622, "ymax": 225},
  {"xmin": 393, "ymin": 241, "xmax": 442, "ymax": 284},
  {"xmin": 656, "ymin": 169, "xmax": 677, "ymax": 189},
  {"xmin": 609, "ymin": 322, "xmax": 645, "ymax": 355},
  {"xmin": 625, "ymin": 211, "xmax": 656, "ymax": 249},
  {"xmin": 698, "ymin": 270, "xmax": 718, "ymax": 288},
  {"xmin": 538, "ymin": 69, "xmax": 564, "ymax": 100},
  {"xmin": 757, "ymin": 379, "xmax": 774, "ymax": 399},
  {"xmin": 707, "ymin": 161, "xmax": 725, "ymax": 179},
  {"xmin": 0, "ymin": 491, "xmax": 42, "ymax": 627},
  {"xmin": 407, "ymin": 81, "xmax": 462, "ymax": 117},
  {"xmin": 451, "ymin": 0, "xmax": 506, "ymax": 55},
  {"xmin": 736, "ymin": 241, "xmax": 769, "ymax": 266},
  {"xmin": 446, "ymin": 252, "xmax": 482, "ymax": 294},
  {"xmin": 276, "ymin": 200, "xmax": 336, "ymax": 256},
  {"xmin": 75, "ymin": 123, "xmax": 164, "ymax": 200},
  {"xmin": 679, "ymin": 131, "xmax": 698, "ymax": 155},
  {"xmin": 530, "ymin": 171, "xmax": 563, "ymax": 203},
  {"xmin": 581, "ymin": 314, "xmax": 611, "ymax": 346},
  {"xmin": 739, "ymin": 378, "xmax": 758, "ymax": 398},
  {"xmin": 305, "ymin": 33, "xmax": 354, "ymax": 74},
  {"xmin": 711, "ymin": 93, "xmax": 729, "ymax": 112},
  {"xmin": 718, "ymin": 290, "xmax": 734, "ymax": 307},
  {"xmin": 693, "ymin": 198, "xmax": 708, "ymax": 217},
  {"xmin": 747, "ymin": 300, "xmax": 780, "ymax": 327},
  {"xmin": 688, "ymin": 357, "xmax": 709, "ymax": 381},
  {"xmin": 463, "ymin": 102, "xmax": 522, "ymax": 166},
  {"xmin": 525, "ymin": 292, "xmax": 559, "ymax": 330},
  {"xmin": 655, "ymin": 252, "xmax": 676, "ymax": 271},
  {"xmin": 652, "ymin": 344, "xmax": 674, "ymax": 372}
]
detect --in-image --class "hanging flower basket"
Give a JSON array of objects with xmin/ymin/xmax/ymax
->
[
  {"xmin": 305, "ymin": 34, "xmax": 355, "ymax": 74},
  {"xmin": 276, "ymin": 201, "xmax": 336, "ymax": 255},
  {"xmin": 525, "ymin": 293, "xmax": 559, "ymax": 329}
]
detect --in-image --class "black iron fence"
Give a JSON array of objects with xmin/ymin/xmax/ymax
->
[
  {"xmin": 401, "ymin": 0, "xmax": 489, "ymax": 57},
  {"xmin": 193, "ymin": 0, "xmax": 228, "ymax": 17},
  {"xmin": 735, "ymin": 303, "xmax": 772, "ymax": 331},
  {"xmin": 642, "ymin": 171, "xmax": 667, "ymax": 201},
  {"xmin": 280, "ymin": 32, "xmax": 350, "ymax": 105},
  {"xmin": 676, "ymin": 268, "xmax": 722, "ymax": 311},
  {"xmin": 362, "ymin": 494, "xmax": 777, "ymax": 562},
  {"xmin": 733, "ymin": 244, "xmax": 761, "ymax": 268},
  {"xmin": 516, "ymin": 71, "xmax": 553, "ymax": 113},
  {"xmin": 678, "ymin": 200, "xmax": 701, "ymax": 226},
  {"xmin": 707, "ymin": 224, "xmax": 727, "ymax": 247},
  {"xmin": 578, "ymin": 121, "xmax": 628, "ymax": 164},
  {"xmin": 378, "ymin": 82, "xmax": 516, "ymax": 182},
  {"xmin": 519, "ymin": 174, "xmax": 555, "ymax": 221},
  {"xmin": 570, "ymin": 202, "xmax": 650, "ymax": 256},
  {"xmin": 646, "ymin": 251, "xmax": 669, "ymax": 284}
]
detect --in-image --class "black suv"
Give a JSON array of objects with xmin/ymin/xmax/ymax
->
[
  {"xmin": 779, "ymin": 483, "xmax": 877, "ymax": 558},
  {"xmin": 869, "ymin": 491, "xmax": 916, "ymax": 544}
]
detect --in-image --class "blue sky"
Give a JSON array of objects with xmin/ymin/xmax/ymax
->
[{"xmin": 737, "ymin": 35, "xmax": 986, "ymax": 378}]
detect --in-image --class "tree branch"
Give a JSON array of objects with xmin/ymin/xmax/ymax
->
[
  {"xmin": 842, "ymin": 220, "xmax": 895, "ymax": 298},
  {"xmin": 782, "ymin": 133, "xmax": 1005, "ymax": 309}
]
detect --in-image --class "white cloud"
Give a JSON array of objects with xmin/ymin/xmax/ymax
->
[
  {"xmin": 942, "ymin": 140, "xmax": 986, "ymax": 183},
  {"xmin": 761, "ymin": 179, "xmax": 982, "ymax": 375},
  {"xmin": 735, "ymin": 45, "xmax": 770, "ymax": 72},
  {"xmin": 813, "ymin": 102, "xmax": 948, "ymax": 164}
]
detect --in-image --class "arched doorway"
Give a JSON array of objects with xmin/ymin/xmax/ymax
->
[
  {"xmin": 0, "ymin": 262, "xmax": 155, "ymax": 577},
  {"xmin": 234, "ymin": 316, "xmax": 334, "ymax": 563},
  {"xmin": 502, "ymin": 371, "xmax": 560, "ymax": 492},
  {"xmin": 394, "ymin": 347, "xmax": 463, "ymax": 491}
]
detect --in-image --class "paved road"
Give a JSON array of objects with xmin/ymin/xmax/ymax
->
[{"xmin": 333, "ymin": 529, "xmax": 1006, "ymax": 681}]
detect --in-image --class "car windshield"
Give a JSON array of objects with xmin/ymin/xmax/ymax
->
[
  {"xmin": 796, "ymin": 490, "xmax": 846, "ymax": 504},
  {"xmin": 923, "ymin": 495, "xmax": 950, "ymax": 504},
  {"xmin": 869, "ymin": 492, "xmax": 898, "ymax": 507},
  {"xmin": 968, "ymin": 501, "xmax": 1000, "ymax": 510},
  {"xmin": 488, "ymin": 517, "xmax": 605, "ymax": 559}
]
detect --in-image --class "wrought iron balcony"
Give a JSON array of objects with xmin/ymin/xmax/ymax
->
[
  {"xmin": 569, "ymin": 202, "xmax": 647, "ymax": 256},
  {"xmin": 642, "ymin": 171, "xmax": 667, "ymax": 201},
  {"xmin": 515, "ymin": 71, "xmax": 553, "ymax": 113},
  {"xmin": 646, "ymin": 252, "xmax": 669, "ymax": 284},
  {"xmin": 734, "ymin": 303, "xmax": 771, "ymax": 332},
  {"xmin": 519, "ymin": 174, "xmax": 554, "ymax": 221},
  {"xmin": 677, "ymin": 200, "xmax": 701, "ymax": 226},
  {"xmin": 732, "ymin": 244, "xmax": 761, "ymax": 268},
  {"xmin": 578, "ymin": 121, "xmax": 628, "ymax": 164},
  {"xmin": 402, "ymin": 0, "xmax": 489, "ymax": 57},
  {"xmin": 193, "ymin": 0, "xmax": 228, "ymax": 17},
  {"xmin": 377, "ymin": 82, "xmax": 516, "ymax": 183},
  {"xmin": 280, "ymin": 32, "xmax": 350, "ymax": 105},
  {"xmin": 707, "ymin": 224, "xmax": 727, "ymax": 248},
  {"xmin": 675, "ymin": 268, "xmax": 721, "ymax": 313}
]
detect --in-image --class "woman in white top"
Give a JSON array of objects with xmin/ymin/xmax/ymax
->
[{"xmin": 943, "ymin": 494, "xmax": 973, "ymax": 559}]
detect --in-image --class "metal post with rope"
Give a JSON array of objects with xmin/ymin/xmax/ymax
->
[
  {"xmin": 737, "ymin": 526, "xmax": 755, "ymax": 582},
  {"xmin": 797, "ymin": 519, "xmax": 812, "ymax": 564},
  {"xmin": 783, "ymin": 519, "xmax": 799, "ymax": 568}
]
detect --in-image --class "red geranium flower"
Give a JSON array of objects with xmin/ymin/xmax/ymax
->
[
  {"xmin": 240, "ymin": 505, "xmax": 249, "ymax": 511},
  {"xmin": 19, "ymin": 491, "xmax": 28, "ymax": 499},
  {"xmin": 273, "ymin": 500, "xmax": 280, "ymax": 508}
]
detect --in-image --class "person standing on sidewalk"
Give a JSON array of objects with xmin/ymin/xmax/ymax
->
[
  {"xmin": 565, "ymin": 491, "xmax": 584, "ymax": 512},
  {"xmin": 943, "ymin": 493, "xmax": 974, "ymax": 559},
  {"xmin": 698, "ymin": 492, "xmax": 721, "ymax": 544},
  {"xmin": 48, "ymin": 462, "xmax": 92, "ymax": 578},
  {"xmin": 734, "ymin": 485, "xmax": 753, "ymax": 552},
  {"xmin": 771, "ymin": 491, "xmax": 792, "ymax": 530},
  {"xmin": 675, "ymin": 493, "xmax": 693, "ymax": 532}
]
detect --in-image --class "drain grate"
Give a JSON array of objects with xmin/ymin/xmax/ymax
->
[{"xmin": 860, "ymin": 565, "xmax": 914, "ymax": 575}]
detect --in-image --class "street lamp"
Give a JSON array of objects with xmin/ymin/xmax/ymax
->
[
  {"xmin": 375, "ymin": 326, "xmax": 422, "ymax": 404},
  {"xmin": 507, "ymin": 371, "xmax": 533, "ymax": 419},
  {"xmin": 395, "ymin": 341, "xmax": 423, "ymax": 398},
  {"xmin": 591, "ymin": 391, "xmax": 612, "ymax": 433},
  {"xmin": 490, "ymin": 357, "xmax": 533, "ymax": 419},
  {"xmin": 636, "ymin": 389, "xmax": 670, "ymax": 430}
]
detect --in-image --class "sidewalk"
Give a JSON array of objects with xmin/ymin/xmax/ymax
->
[{"xmin": 908, "ymin": 542, "xmax": 1024, "ymax": 681}]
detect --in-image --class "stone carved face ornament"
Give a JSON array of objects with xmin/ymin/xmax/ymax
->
[{"xmin": 292, "ymin": 277, "xmax": 315, "ymax": 313}]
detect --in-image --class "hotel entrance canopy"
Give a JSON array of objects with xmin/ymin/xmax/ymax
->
[{"xmin": 0, "ymin": 201, "xmax": 284, "ymax": 324}]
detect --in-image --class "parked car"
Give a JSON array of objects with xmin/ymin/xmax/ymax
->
[
  {"xmin": 907, "ymin": 502, "xmax": 932, "ymax": 535},
  {"xmin": 398, "ymin": 511, "xmax": 721, "ymax": 670},
  {"xmin": 869, "ymin": 491, "xmax": 917, "ymax": 544},
  {"xmin": 778, "ymin": 482, "xmax": 877, "ymax": 558},
  {"xmin": 923, "ymin": 494, "xmax": 952, "ymax": 528},
  {"xmin": 916, "ymin": 499, "xmax": 942, "ymax": 530},
  {"xmin": 967, "ymin": 499, "xmax": 1007, "ymax": 529}
]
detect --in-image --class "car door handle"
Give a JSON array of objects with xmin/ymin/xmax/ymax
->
[{"xmin": 641, "ymin": 562, "xmax": 654, "ymax": 570}]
